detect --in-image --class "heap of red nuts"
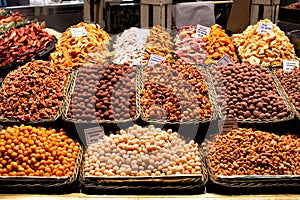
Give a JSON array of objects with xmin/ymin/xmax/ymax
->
[
  {"xmin": 208, "ymin": 128, "xmax": 300, "ymax": 176},
  {"xmin": 0, "ymin": 124, "xmax": 80, "ymax": 176},
  {"xmin": 275, "ymin": 68, "xmax": 300, "ymax": 113},
  {"xmin": 0, "ymin": 23, "xmax": 56, "ymax": 67},
  {"xmin": 67, "ymin": 62, "xmax": 137, "ymax": 121},
  {"xmin": 140, "ymin": 59, "xmax": 212, "ymax": 121},
  {"xmin": 209, "ymin": 62, "xmax": 291, "ymax": 120},
  {"xmin": 0, "ymin": 60, "xmax": 67, "ymax": 121}
]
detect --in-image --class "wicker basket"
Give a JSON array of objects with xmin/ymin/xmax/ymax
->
[
  {"xmin": 80, "ymin": 148, "xmax": 208, "ymax": 194},
  {"xmin": 62, "ymin": 64, "xmax": 141, "ymax": 124},
  {"xmin": 206, "ymin": 64, "xmax": 294, "ymax": 124},
  {"xmin": 0, "ymin": 68, "xmax": 72, "ymax": 124},
  {"xmin": 0, "ymin": 145, "xmax": 83, "ymax": 188},
  {"xmin": 139, "ymin": 64, "xmax": 220, "ymax": 125},
  {"xmin": 206, "ymin": 156, "xmax": 300, "ymax": 188},
  {"xmin": 271, "ymin": 68, "xmax": 300, "ymax": 120}
]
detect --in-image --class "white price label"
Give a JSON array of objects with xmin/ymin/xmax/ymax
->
[
  {"xmin": 196, "ymin": 24, "xmax": 210, "ymax": 38},
  {"xmin": 84, "ymin": 126, "xmax": 104, "ymax": 145},
  {"xmin": 258, "ymin": 22, "xmax": 273, "ymax": 34},
  {"xmin": 148, "ymin": 54, "xmax": 166, "ymax": 67},
  {"xmin": 70, "ymin": 27, "xmax": 87, "ymax": 37},
  {"xmin": 218, "ymin": 119, "xmax": 238, "ymax": 134},
  {"xmin": 283, "ymin": 60, "xmax": 299, "ymax": 72},
  {"xmin": 217, "ymin": 54, "xmax": 234, "ymax": 66}
]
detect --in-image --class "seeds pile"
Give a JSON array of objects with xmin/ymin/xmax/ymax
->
[
  {"xmin": 232, "ymin": 19, "xmax": 300, "ymax": 67},
  {"xmin": 84, "ymin": 125, "xmax": 204, "ymax": 177},
  {"xmin": 203, "ymin": 24, "xmax": 237, "ymax": 62},
  {"xmin": 175, "ymin": 26, "xmax": 207, "ymax": 65},
  {"xmin": 67, "ymin": 62, "xmax": 137, "ymax": 121},
  {"xmin": 275, "ymin": 68, "xmax": 300, "ymax": 113},
  {"xmin": 209, "ymin": 62, "xmax": 291, "ymax": 120},
  {"xmin": 0, "ymin": 60, "xmax": 67, "ymax": 121},
  {"xmin": 0, "ymin": 125, "xmax": 80, "ymax": 176},
  {"xmin": 140, "ymin": 59, "xmax": 212, "ymax": 121},
  {"xmin": 208, "ymin": 128, "xmax": 300, "ymax": 177}
]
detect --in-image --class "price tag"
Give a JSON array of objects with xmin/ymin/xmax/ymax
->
[
  {"xmin": 217, "ymin": 54, "xmax": 234, "ymax": 66},
  {"xmin": 218, "ymin": 119, "xmax": 238, "ymax": 134},
  {"xmin": 84, "ymin": 126, "xmax": 104, "ymax": 145},
  {"xmin": 70, "ymin": 27, "xmax": 87, "ymax": 37},
  {"xmin": 196, "ymin": 24, "xmax": 210, "ymax": 38},
  {"xmin": 258, "ymin": 22, "xmax": 273, "ymax": 34},
  {"xmin": 148, "ymin": 54, "xmax": 165, "ymax": 67},
  {"xmin": 283, "ymin": 60, "xmax": 299, "ymax": 72}
]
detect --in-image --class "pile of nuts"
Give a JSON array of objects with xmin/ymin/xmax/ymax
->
[
  {"xmin": 140, "ymin": 59, "xmax": 212, "ymax": 121},
  {"xmin": 175, "ymin": 26, "xmax": 207, "ymax": 65},
  {"xmin": 0, "ymin": 60, "xmax": 67, "ymax": 121},
  {"xmin": 208, "ymin": 128, "xmax": 300, "ymax": 176},
  {"xmin": 209, "ymin": 62, "xmax": 291, "ymax": 120},
  {"xmin": 0, "ymin": 23, "xmax": 56, "ymax": 67},
  {"xmin": 67, "ymin": 62, "xmax": 137, "ymax": 121},
  {"xmin": 0, "ymin": 124, "xmax": 80, "ymax": 176},
  {"xmin": 113, "ymin": 27, "xmax": 150, "ymax": 66},
  {"xmin": 84, "ymin": 125, "xmax": 204, "ymax": 177},
  {"xmin": 50, "ymin": 22, "xmax": 111, "ymax": 70},
  {"xmin": 142, "ymin": 25, "xmax": 174, "ymax": 65},
  {"xmin": 203, "ymin": 24, "xmax": 237, "ymax": 62},
  {"xmin": 232, "ymin": 19, "xmax": 300, "ymax": 67},
  {"xmin": 275, "ymin": 68, "xmax": 300, "ymax": 113}
]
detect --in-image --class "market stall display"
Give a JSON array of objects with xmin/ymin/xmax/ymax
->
[
  {"xmin": 140, "ymin": 59, "xmax": 215, "ymax": 122},
  {"xmin": 81, "ymin": 125, "xmax": 207, "ymax": 192},
  {"xmin": 208, "ymin": 62, "xmax": 293, "ymax": 122},
  {"xmin": 0, "ymin": 10, "xmax": 29, "ymax": 33},
  {"xmin": 206, "ymin": 128, "xmax": 300, "ymax": 187},
  {"xmin": 49, "ymin": 22, "xmax": 110, "ymax": 71},
  {"xmin": 0, "ymin": 60, "xmax": 68, "ymax": 122},
  {"xmin": 232, "ymin": 19, "xmax": 300, "ymax": 67},
  {"xmin": 274, "ymin": 68, "xmax": 300, "ymax": 119},
  {"xmin": 203, "ymin": 24, "xmax": 238, "ymax": 63},
  {"xmin": 64, "ymin": 62, "xmax": 138, "ymax": 122},
  {"xmin": 0, "ymin": 23, "xmax": 56, "ymax": 68},
  {"xmin": 142, "ymin": 25, "xmax": 174, "ymax": 65},
  {"xmin": 174, "ymin": 26, "xmax": 207, "ymax": 65},
  {"xmin": 113, "ymin": 27, "xmax": 150, "ymax": 66},
  {"xmin": 0, "ymin": 124, "xmax": 82, "ymax": 187}
]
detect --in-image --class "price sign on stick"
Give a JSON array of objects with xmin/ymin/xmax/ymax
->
[
  {"xmin": 70, "ymin": 27, "xmax": 87, "ymax": 37},
  {"xmin": 218, "ymin": 119, "xmax": 238, "ymax": 134},
  {"xmin": 258, "ymin": 22, "xmax": 273, "ymax": 34},
  {"xmin": 148, "ymin": 54, "xmax": 166, "ymax": 67},
  {"xmin": 217, "ymin": 54, "xmax": 234, "ymax": 66},
  {"xmin": 283, "ymin": 60, "xmax": 299, "ymax": 72},
  {"xmin": 196, "ymin": 24, "xmax": 210, "ymax": 38},
  {"xmin": 84, "ymin": 126, "xmax": 104, "ymax": 145}
]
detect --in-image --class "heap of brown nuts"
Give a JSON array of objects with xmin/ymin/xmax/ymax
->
[
  {"xmin": 0, "ymin": 125, "xmax": 80, "ymax": 176},
  {"xmin": 67, "ymin": 62, "xmax": 137, "ymax": 121},
  {"xmin": 275, "ymin": 68, "xmax": 300, "ymax": 113},
  {"xmin": 84, "ymin": 125, "xmax": 204, "ymax": 177},
  {"xmin": 140, "ymin": 59, "xmax": 212, "ymax": 121},
  {"xmin": 208, "ymin": 128, "xmax": 300, "ymax": 176},
  {"xmin": 209, "ymin": 62, "xmax": 291, "ymax": 120},
  {"xmin": 0, "ymin": 60, "xmax": 67, "ymax": 121}
]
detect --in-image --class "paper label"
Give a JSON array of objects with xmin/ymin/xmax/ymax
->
[
  {"xmin": 196, "ymin": 24, "xmax": 210, "ymax": 38},
  {"xmin": 283, "ymin": 60, "xmax": 299, "ymax": 72},
  {"xmin": 84, "ymin": 126, "xmax": 104, "ymax": 145},
  {"xmin": 218, "ymin": 119, "xmax": 238, "ymax": 134},
  {"xmin": 148, "ymin": 54, "xmax": 166, "ymax": 67},
  {"xmin": 217, "ymin": 54, "xmax": 234, "ymax": 66},
  {"xmin": 70, "ymin": 27, "xmax": 87, "ymax": 37},
  {"xmin": 258, "ymin": 22, "xmax": 273, "ymax": 34}
]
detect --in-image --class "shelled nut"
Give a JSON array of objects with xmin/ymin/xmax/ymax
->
[{"xmin": 208, "ymin": 128, "xmax": 300, "ymax": 176}]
